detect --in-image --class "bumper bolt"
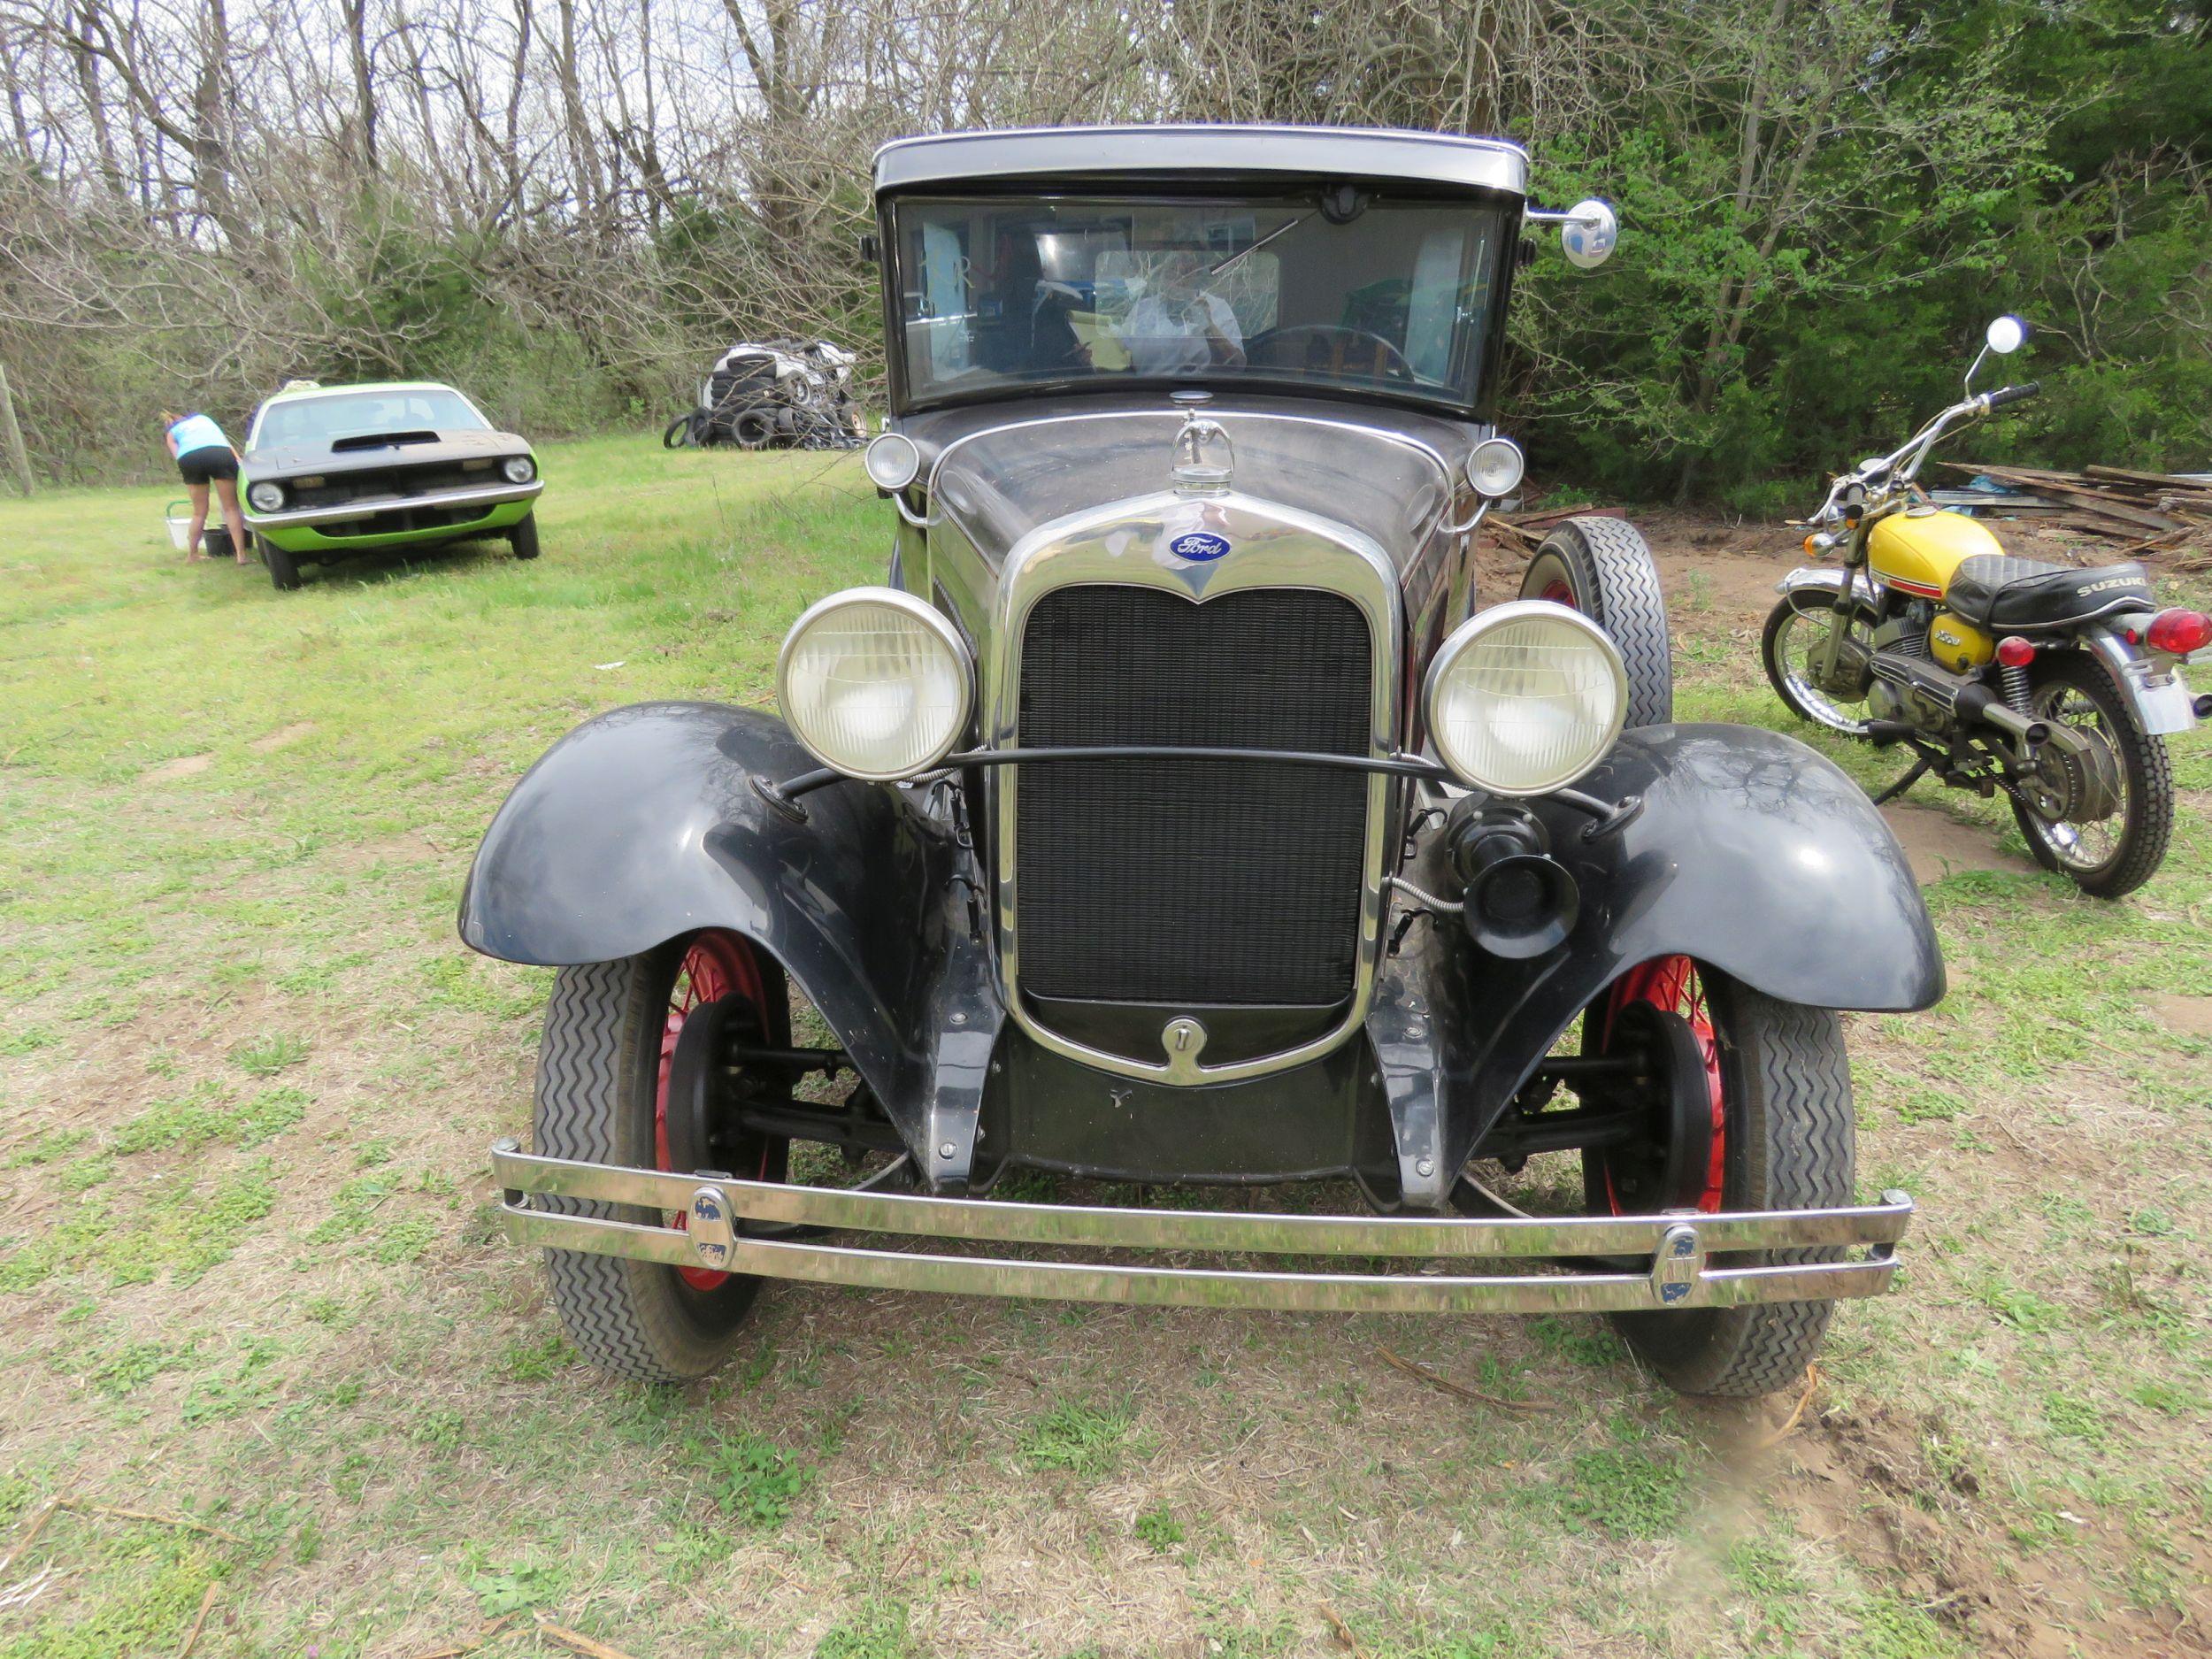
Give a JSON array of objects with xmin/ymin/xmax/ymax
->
[
  {"xmin": 1415, "ymin": 1156, "xmax": 1435, "ymax": 1179},
  {"xmin": 939, "ymin": 1142, "xmax": 956, "ymax": 1159}
]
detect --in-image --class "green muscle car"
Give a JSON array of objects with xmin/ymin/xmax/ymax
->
[{"xmin": 240, "ymin": 380, "xmax": 543, "ymax": 589}]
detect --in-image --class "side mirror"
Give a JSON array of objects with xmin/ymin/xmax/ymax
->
[
  {"xmin": 1965, "ymin": 314, "xmax": 2029, "ymax": 393},
  {"xmin": 1525, "ymin": 199, "xmax": 1618, "ymax": 269},
  {"xmin": 1560, "ymin": 199, "xmax": 1618, "ymax": 269}
]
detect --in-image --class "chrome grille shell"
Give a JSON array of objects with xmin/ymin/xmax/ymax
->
[{"xmin": 988, "ymin": 489, "xmax": 1402, "ymax": 1086}]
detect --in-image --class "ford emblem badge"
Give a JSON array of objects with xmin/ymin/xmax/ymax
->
[{"xmin": 1170, "ymin": 532, "xmax": 1231, "ymax": 562}]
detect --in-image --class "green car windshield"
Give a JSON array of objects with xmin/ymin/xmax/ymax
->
[
  {"xmin": 889, "ymin": 191, "xmax": 1509, "ymax": 411},
  {"xmin": 254, "ymin": 388, "xmax": 488, "ymax": 448}
]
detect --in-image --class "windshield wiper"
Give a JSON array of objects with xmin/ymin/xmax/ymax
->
[{"xmin": 1210, "ymin": 212, "xmax": 1312, "ymax": 276}]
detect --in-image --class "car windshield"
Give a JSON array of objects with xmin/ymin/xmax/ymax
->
[
  {"xmin": 889, "ymin": 190, "xmax": 1509, "ymax": 411},
  {"xmin": 255, "ymin": 388, "xmax": 487, "ymax": 447}
]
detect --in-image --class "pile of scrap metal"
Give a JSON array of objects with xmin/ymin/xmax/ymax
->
[
  {"xmin": 664, "ymin": 340, "xmax": 865, "ymax": 451},
  {"xmin": 1936, "ymin": 461, "xmax": 2212, "ymax": 567}
]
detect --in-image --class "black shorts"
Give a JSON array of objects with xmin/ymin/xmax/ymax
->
[{"xmin": 177, "ymin": 445, "xmax": 238, "ymax": 485}]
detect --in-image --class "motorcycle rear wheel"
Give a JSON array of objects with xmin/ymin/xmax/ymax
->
[{"xmin": 2009, "ymin": 653, "xmax": 2172, "ymax": 898}]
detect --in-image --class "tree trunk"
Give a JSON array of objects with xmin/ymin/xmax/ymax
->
[{"xmin": 0, "ymin": 361, "xmax": 35, "ymax": 496}]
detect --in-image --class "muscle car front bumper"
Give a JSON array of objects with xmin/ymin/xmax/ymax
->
[
  {"xmin": 244, "ymin": 478, "xmax": 543, "ymax": 528},
  {"xmin": 490, "ymin": 1141, "xmax": 1912, "ymax": 1315}
]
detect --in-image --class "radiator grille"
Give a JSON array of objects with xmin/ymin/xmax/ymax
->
[
  {"xmin": 287, "ymin": 462, "xmax": 502, "ymax": 507},
  {"xmin": 1015, "ymin": 585, "xmax": 1373, "ymax": 1007}
]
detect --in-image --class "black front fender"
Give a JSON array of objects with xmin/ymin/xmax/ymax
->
[
  {"xmin": 1528, "ymin": 722, "xmax": 1944, "ymax": 1014},
  {"xmin": 1382, "ymin": 722, "xmax": 1945, "ymax": 1189},
  {"xmin": 459, "ymin": 702, "xmax": 1002, "ymax": 1185}
]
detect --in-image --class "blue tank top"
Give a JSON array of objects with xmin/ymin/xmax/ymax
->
[{"xmin": 169, "ymin": 413, "xmax": 227, "ymax": 456}]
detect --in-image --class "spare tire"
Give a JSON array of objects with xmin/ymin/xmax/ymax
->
[{"xmin": 1517, "ymin": 516, "xmax": 1673, "ymax": 727}]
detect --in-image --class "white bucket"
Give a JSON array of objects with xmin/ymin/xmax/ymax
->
[{"xmin": 165, "ymin": 499, "xmax": 193, "ymax": 551}]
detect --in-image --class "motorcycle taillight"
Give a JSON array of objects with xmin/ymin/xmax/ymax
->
[{"xmin": 2145, "ymin": 608, "xmax": 2212, "ymax": 657}]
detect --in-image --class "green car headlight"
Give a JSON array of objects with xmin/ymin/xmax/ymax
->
[
  {"xmin": 502, "ymin": 456, "xmax": 535, "ymax": 484},
  {"xmin": 247, "ymin": 480, "xmax": 285, "ymax": 512}
]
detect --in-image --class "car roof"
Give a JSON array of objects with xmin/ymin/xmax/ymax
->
[
  {"xmin": 872, "ymin": 125, "xmax": 1528, "ymax": 197},
  {"xmin": 261, "ymin": 380, "xmax": 464, "ymax": 404},
  {"xmin": 257, "ymin": 380, "xmax": 469, "ymax": 407}
]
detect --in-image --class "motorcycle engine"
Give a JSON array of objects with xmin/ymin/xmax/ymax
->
[{"xmin": 1867, "ymin": 611, "xmax": 1951, "ymax": 730}]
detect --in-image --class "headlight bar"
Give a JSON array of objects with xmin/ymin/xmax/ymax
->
[{"xmin": 751, "ymin": 743, "xmax": 1645, "ymax": 839}]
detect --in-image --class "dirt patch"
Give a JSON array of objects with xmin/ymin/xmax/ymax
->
[
  {"xmin": 1879, "ymin": 801, "xmax": 2036, "ymax": 884},
  {"xmin": 1778, "ymin": 1405, "xmax": 2197, "ymax": 1659},
  {"xmin": 248, "ymin": 721, "xmax": 316, "ymax": 752},
  {"xmin": 141, "ymin": 752, "xmax": 212, "ymax": 782},
  {"xmin": 2150, "ymin": 994, "xmax": 2212, "ymax": 1041}
]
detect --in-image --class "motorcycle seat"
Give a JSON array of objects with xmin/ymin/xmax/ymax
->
[{"xmin": 1942, "ymin": 555, "xmax": 2154, "ymax": 634}]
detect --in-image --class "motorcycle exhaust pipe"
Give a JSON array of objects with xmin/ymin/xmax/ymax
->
[
  {"xmin": 1954, "ymin": 683, "xmax": 2050, "ymax": 746},
  {"xmin": 1872, "ymin": 657, "xmax": 2050, "ymax": 746}
]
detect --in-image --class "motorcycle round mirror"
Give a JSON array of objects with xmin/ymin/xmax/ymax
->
[
  {"xmin": 1560, "ymin": 198, "xmax": 1618, "ymax": 270},
  {"xmin": 1985, "ymin": 314, "xmax": 2029, "ymax": 356}
]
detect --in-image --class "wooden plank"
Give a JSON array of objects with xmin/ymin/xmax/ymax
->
[
  {"xmin": 2026, "ymin": 486, "xmax": 2184, "ymax": 533},
  {"xmin": 1495, "ymin": 502, "xmax": 1595, "ymax": 527},
  {"xmin": 2085, "ymin": 464, "xmax": 2201, "ymax": 489}
]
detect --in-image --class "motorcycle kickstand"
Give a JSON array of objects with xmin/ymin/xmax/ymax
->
[{"xmin": 1871, "ymin": 752, "xmax": 1935, "ymax": 806}]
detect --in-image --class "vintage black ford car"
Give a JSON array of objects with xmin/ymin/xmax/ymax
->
[{"xmin": 464, "ymin": 127, "xmax": 1943, "ymax": 1398}]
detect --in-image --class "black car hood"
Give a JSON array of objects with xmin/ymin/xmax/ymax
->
[
  {"xmin": 902, "ymin": 394, "xmax": 1477, "ymax": 561},
  {"xmin": 242, "ymin": 427, "xmax": 528, "ymax": 478}
]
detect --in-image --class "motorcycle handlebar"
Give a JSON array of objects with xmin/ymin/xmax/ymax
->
[{"xmin": 1983, "ymin": 381, "xmax": 2041, "ymax": 411}]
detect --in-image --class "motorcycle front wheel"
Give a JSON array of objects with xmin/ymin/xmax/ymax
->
[
  {"xmin": 2010, "ymin": 653, "xmax": 2173, "ymax": 899},
  {"xmin": 1761, "ymin": 592, "xmax": 1874, "ymax": 737}
]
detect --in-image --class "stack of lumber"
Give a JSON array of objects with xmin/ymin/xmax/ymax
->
[{"xmin": 1939, "ymin": 461, "xmax": 2212, "ymax": 567}]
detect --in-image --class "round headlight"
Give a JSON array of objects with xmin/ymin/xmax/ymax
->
[
  {"xmin": 776, "ymin": 588, "xmax": 973, "ymax": 781},
  {"xmin": 1467, "ymin": 436, "xmax": 1525, "ymax": 499},
  {"xmin": 247, "ymin": 480, "xmax": 285, "ymax": 512},
  {"xmin": 863, "ymin": 432, "xmax": 921, "ymax": 493},
  {"xmin": 502, "ymin": 455, "xmax": 535, "ymax": 484},
  {"xmin": 1425, "ymin": 601, "xmax": 1627, "ymax": 795}
]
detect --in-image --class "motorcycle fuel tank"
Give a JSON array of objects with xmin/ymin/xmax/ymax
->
[{"xmin": 1867, "ymin": 507, "xmax": 2002, "ymax": 600}]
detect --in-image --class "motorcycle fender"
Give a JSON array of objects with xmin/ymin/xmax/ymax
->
[
  {"xmin": 1776, "ymin": 565, "xmax": 1883, "ymax": 624},
  {"xmin": 458, "ymin": 702, "xmax": 1002, "ymax": 1184},
  {"xmin": 2083, "ymin": 629, "xmax": 2200, "ymax": 736},
  {"xmin": 1434, "ymin": 724, "xmax": 1944, "ymax": 1160}
]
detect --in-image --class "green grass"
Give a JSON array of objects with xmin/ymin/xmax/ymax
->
[{"xmin": 1, "ymin": 442, "xmax": 2207, "ymax": 1655}]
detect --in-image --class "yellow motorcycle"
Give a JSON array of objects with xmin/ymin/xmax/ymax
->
[{"xmin": 1762, "ymin": 316, "xmax": 2208, "ymax": 896}]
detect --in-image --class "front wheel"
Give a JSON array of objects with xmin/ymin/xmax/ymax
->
[
  {"xmin": 534, "ymin": 932, "xmax": 789, "ymax": 1383},
  {"xmin": 1582, "ymin": 959, "xmax": 1853, "ymax": 1398},
  {"xmin": 260, "ymin": 536, "xmax": 303, "ymax": 591},
  {"xmin": 1517, "ymin": 517, "xmax": 1673, "ymax": 727},
  {"xmin": 2009, "ymin": 652, "xmax": 2172, "ymax": 898},
  {"xmin": 1761, "ymin": 591, "xmax": 1874, "ymax": 737},
  {"xmin": 509, "ymin": 513, "xmax": 541, "ymax": 560}
]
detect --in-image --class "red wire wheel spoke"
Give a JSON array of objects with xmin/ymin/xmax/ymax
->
[
  {"xmin": 655, "ymin": 931, "xmax": 771, "ymax": 1290},
  {"xmin": 1597, "ymin": 955, "xmax": 1725, "ymax": 1215}
]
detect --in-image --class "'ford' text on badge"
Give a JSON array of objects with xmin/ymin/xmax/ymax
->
[{"xmin": 1170, "ymin": 532, "xmax": 1231, "ymax": 562}]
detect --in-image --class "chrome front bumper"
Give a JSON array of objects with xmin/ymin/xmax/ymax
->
[
  {"xmin": 244, "ymin": 479, "xmax": 543, "ymax": 527},
  {"xmin": 491, "ymin": 1142, "xmax": 1912, "ymax": 1315}
]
